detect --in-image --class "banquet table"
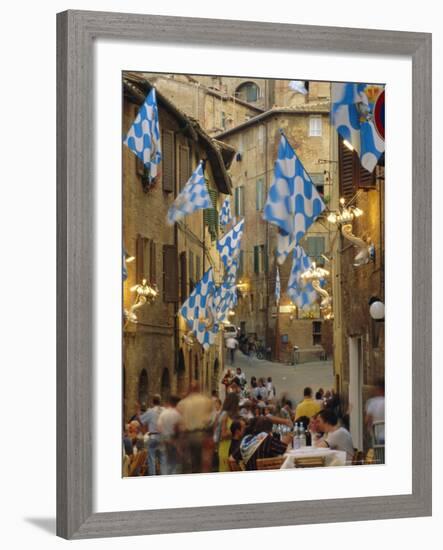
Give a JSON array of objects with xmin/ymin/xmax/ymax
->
[{"xmin": 280, "ymin": 447, "xmax": 347, "ymax": 469}]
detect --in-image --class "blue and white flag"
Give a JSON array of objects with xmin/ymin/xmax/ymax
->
[
  {"xmin": 332, "ymin": 82, "xmax": 385, "ymax": 173},
  {"xmin": 216, "ymin": 218, "xmax": 244, "ymax": 267},
  {"xmin": 213, "ymin": 260, "xmax": 240, "ymax": 323},
  {"xmin": 213, "ymin": 282, "xmax": 237, "ymax": 323},
  {"xmin": 263, "ymin": 132, "xmax": 326, "ymax": 264},
  {"xmin": 167, "ymin": 162, "xmax": 211, "ymax": 225},
  {"xmin": 219, "ymin": 198, "xmax": 232, "ymax": 227},
  {"xmin": 286, "ymin": 246, "xmax": 318, "ymax": 309},
  {"xmin": 289, "ymin": 81, "xmax": 308, "ymax": 95},
  {"xmin": 179, "ymin": 268, "xmax": 218, "ymax": 350},
  {"xmin": 275, "ymin": 267, "xmax": 281, "ymax": 305},
  {"xmin": 123, "ymin": 88, "xmax": 162, "ymax": 185}
]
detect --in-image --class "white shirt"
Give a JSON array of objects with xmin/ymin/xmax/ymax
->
[
  {"xmin": 366, "ymin": 396, "xmax": 385, "ymax": 442},
  {"xmin": 158, "ymin": 407, "xmax": 181, "ymax": 438},
  {"xmin": 226, "ymin": 337, "xmax": 238, "ymax": 349}
]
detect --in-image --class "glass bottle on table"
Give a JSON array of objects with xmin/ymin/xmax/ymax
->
[
  {"xmin": 299, "ymin": 425, "xmax": 307, "ymax": 448},
  {"xmin": 293, "ymin": 422, "xmax": 301, "ymax": 450}
]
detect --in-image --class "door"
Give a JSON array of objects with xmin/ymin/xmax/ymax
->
[{"xmin": 348, "ymin": 336, "xmax": 363, "ymax": 451}]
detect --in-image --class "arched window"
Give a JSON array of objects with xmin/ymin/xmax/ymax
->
[
  {"xmin": 235, "ymin": 82, "xmax": 260, "ymax": 103},
  {"xmin": 161, "ymin": 368, "xmax": 171, "ymax": 402},
  {"xmin": 177, "ymin": 349, "xmax": 186, "ymax": 397},
  {"xmin": 138, "ymin": 368, "xmax": 149, "ymax": 409},
  {"xmin": 194, "ymin": 356, "xmax": 199, "ymax": 381}
]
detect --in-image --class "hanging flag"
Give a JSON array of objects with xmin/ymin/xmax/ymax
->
[
  {"xmin": 225, "ymin": 259, "xmax": 239, "ymax": 284},
  {"xmin": 275, "ymin": 267, "xmax": 281, "ymax": 305},
  {"xmin": 213, "ymin": 260, "xmax": 239, "ymax": 322},
  {"xmin": 216, "ymin": 218, "xmax": 244, "ymax": 267},
  {"xmin": 263, "ymin": 132, "xmax": 326, "ymax": 264},
  {"xmin": 289, "ymin": 81, "xmax": 308, "ymax": 95},
  {"xmin": 286, "ymin": 246, "xmax": 318, "ymax": 309},
  {"xmin": 123, "ymin": 88, "xmax": 162, "ymax": 185},
  {"xmin": 219, "ymin": 198, "xmax": 233, "ymax": 227},
  {"xmin": 332, "ymin": 82, "xmax": 385, "ymax": 173},
  {"xmin": 167, "ymin": 162, "xmax": 211, "ymax": 225},
  {"xmin": 179, "ymin": 268, "xmax": 219, "ymax": 350}
]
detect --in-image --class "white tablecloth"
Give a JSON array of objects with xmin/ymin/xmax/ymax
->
[{"xmin": 281, "ymin": 447, "xmax": 347, "ymax": 469}]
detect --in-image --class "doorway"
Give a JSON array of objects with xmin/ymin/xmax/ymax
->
[{"xmin": 161, "ymin": 368, "xmax": 171, "ymax": 402}]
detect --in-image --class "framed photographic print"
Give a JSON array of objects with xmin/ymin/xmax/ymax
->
[{"xmin": 57, "ymin": 10, "xmax": 432, "ymax": 539}]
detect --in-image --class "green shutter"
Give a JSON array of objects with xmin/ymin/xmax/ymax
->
[
  {"xmin": 203, "ymin": 184, "xmax": 219, "ymax": 241},
  {"xmin": 256, "ymin": 179, "xmax": 264, "ymax": 211}
]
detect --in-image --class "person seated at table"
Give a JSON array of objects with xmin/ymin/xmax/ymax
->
[
  {"xmin": 295, "ymin": 387, "xmax": 322, "ymax": 419},
  {"xmin": 232, "ymin": 416, "xmax": 291, "ymax": 471},
  {"xmin": 229, "ymin": 419, "xmax": 246, "ymax": 458},
  {"xmin": 314, "ymin": 409, "xmax": 355, "ymax": 462}
]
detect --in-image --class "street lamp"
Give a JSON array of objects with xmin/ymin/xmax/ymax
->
[
  {"xmin": 301, "ymin": 263, "xmax": 333, "ymax": 319},
  {"xmin": 369, "ymin": 296, "xmax": 385, "ymax": 321},
  {"xmin": 327, "ymin": 197, "xmax": 374, "ymax": 266},
  {"xmin": 124, "ymin": 278, "xmax": 159, "ymax": 324}
]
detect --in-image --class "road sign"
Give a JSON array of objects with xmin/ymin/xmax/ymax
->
[{"xmin": 374, "ymin": 89, "xmax": 385, "ymax": 140}]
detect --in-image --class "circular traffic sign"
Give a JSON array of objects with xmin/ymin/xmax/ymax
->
[{"xmin": 374, "ymin": 89, "xmax": 385, "ymax": 140}]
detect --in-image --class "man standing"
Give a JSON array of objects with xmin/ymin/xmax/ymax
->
[
  {"xmin": 158, "ymin": 395, "xmax": 182, "ymax": 475},
  {"xmin": 365, "ymin": 378, "xmax": 385, "ymax": 444},
  {"xmin": 177, "ymin": 383, "xmax": 214, "ymax": 474},
  {"xmin": 295, "ymin": 387, "xmax": 322, "ymax": 419},
  {"xmin": 226, "ymin": 335, "xmax": 238, "ymax": 365},
  {"xmin": 235, "ymin": 367, "xmax": 246, "ymax": 389},
  {"xmin": 139, "ymin": 394, "xmax": 166, "ymax": 475}
]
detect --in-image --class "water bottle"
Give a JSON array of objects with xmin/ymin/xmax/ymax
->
[
  {"xmin": 293, "ymin": 422, "xmax": 301, "ymax": 449},
  {"xmin": 299, "ymin": 425, "xmax": 307, "ymax": 448}
]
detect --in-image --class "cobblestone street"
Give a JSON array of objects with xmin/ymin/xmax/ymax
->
[{"xmin": 232, "ymin": 351, "xmax": 335, "ymax": 406}]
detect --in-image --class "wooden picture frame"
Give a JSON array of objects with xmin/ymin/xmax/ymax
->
[{"xmin": 57, "ymin": 10, "xmax": 432, "ymax": 539}]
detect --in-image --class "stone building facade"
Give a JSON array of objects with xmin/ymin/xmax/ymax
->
[
  {"xmin": 141, "ymin": 73, "xmax": 263, "ymax": 135},
  {"xmin": 331, "ymin": 136, "xmax": 385, "ymax": 451},
  {"xmin": 216, "ymin": 98, "xmax": 335, "ymax": 360},
  {"xmin": 122, "ymin": 73, "xmax": 234, "ymax": 422}
]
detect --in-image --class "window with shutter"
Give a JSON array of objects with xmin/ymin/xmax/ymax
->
[
  {"xmin": 149, "ymin": 240, "xmax": 156, "ymax": 284},
  {"xmin": 163, "ymin": 245, "xmax": 178, "ymax": 302},
  {"xmin": 339, "ymin": 138, "xmax": 376, "ymax": 199},
  {"xmin": 179, "ymin": 145, "xmax": 191, "ymax": 190},
  {"xmin": 305, "ymin": 236, "xmax": 325, "ymax": 265},
  {"xmin": 338, "ymin": 138, "xmax": 355, "ymax": 201},
  {"xmin": 254, "ymin": 246, "xmax": 259, "ymax": 274},
  {"xmin": 203, "ymin": 186, "xmax": 218, "ymax": 241},
  {"xmin": 235, "ymin": 186, "xmax": 244, "ymax": 217},
  {"xmin": 179, "ymin": 251, "xmax": 187, "ymax": 303},
  {"xmin": 256, "ymin": 178, "xmax": 265, "ymax": 211},
  {"xmin": 189, "ymin": 250, "xmax": 194, "ymax": 282},
  {"xmin": 162, "ymin": 130, "xmax": 175, "ymax": 193},
  {"xmin": 309, "ymin": 116, "xmax": 322, "ymax": 137},
  {"xmin": 196, "ymin": 255, "xmax": 201, "ymax": 281},
  {"xmin": 357, "ymin": 162, "xmax": 377, "ymax": 189},
  {"xmin": 136, "ymin": 234, "xmax": 152, "ymax": 282}
]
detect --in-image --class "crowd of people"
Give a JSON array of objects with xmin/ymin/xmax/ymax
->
[{"xmin": 123, "ymin": 368, "xmax": 384, "ymax": 476}]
